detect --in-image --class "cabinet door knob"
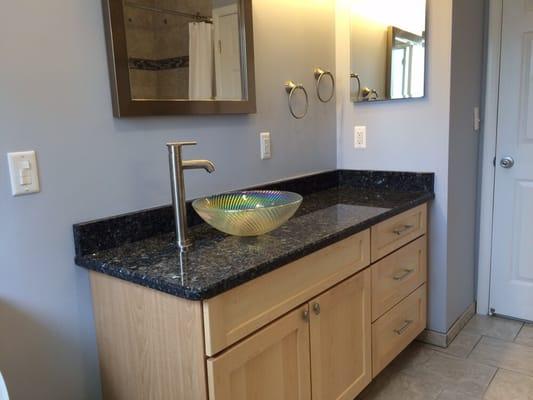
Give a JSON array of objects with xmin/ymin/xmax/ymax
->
[
  {"xmin": 302, "ymin": 309, "xmax": 310, "ymax": 322},
  {"xmin": 313, "ymin": 302, "xmax": 321, "ymax": 315}
]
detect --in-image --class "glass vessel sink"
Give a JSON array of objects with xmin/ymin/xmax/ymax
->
[{"xmin": 192, "ymin": 191, "xmax": 303, "ymax": 236}]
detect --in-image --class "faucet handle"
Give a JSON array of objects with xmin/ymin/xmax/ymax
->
[{"xmin": 166, "ymin": 141, "xmax": 197, "ymax": 149}]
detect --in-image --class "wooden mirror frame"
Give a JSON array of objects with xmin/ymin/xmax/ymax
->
[{"xmin": 102, "ymin": 0, "xmax": 256, "ymax": 117}]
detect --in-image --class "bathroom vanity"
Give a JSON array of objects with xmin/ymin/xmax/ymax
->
[{"xmin": 74, "ymin": 170, "xmax": 433, "ymax": 400}]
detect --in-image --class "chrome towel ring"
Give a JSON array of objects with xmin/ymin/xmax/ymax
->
[
  {"xmin": 350, "ymin": 73, "xmax": 361, "ymax": 101},
  {"xmin": 314, "ymin": 68, "xmax": 335, "ymax": 103},
  {"xmin": 285, "ymin": 81, "xmax": 309, "ymax": 119}
]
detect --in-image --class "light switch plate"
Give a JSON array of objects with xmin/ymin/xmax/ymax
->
[
  {"xmin": 474, "ymin": 107, "xmax": 481, "ymax": 132},
  {"xmin": 354, "ymin": 126, "xmax": 367, "ymax": 149},
  {"xmin": 260, "ymin": 132, "xmax": 272, "ymax": 160},
  {"xmin": 7, "ymin": 151, "xmax": 40, "ymax": 196}
]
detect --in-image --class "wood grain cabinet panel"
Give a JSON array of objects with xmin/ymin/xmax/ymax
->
[
  {"xmin": 372, "ymin": 284, "xmax": 427, "ymax": 377},
  {"xmin": 309, "ymin": 270, "xmax": 372, "ymax": 400},
  {"xmin": 203, "ymin": 230, "xmax": 371, "ymax": 356},
  {"xmin": 371, "ymin": 236, "xmax": 427, "ymax": 321},
  {"xmin": 207, "ymin": 306, "xmax": 312, "ymax": 400},
  {"xmin": 90, "ymin": 272, "xmax": 208, "ymax": 400},
  {"xmin": 371, "ymin": 204, "xmax": 427, "ymax": 262}
]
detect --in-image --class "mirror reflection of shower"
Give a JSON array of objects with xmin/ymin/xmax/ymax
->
[
  {"xmin": 123, "ymin": 0, "xmax": 246, "ymax": 102},
  {"xmin": 349, "ymin": 0, "xmax": 427, "ymax": 103}
]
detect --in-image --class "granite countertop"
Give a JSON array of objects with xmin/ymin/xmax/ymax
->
[{"xmin": 74, "ymin": 170, "xmax": 434, "ymax": 301}]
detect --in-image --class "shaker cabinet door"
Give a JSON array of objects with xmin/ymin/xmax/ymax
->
[
  {"xmin": 207, "ymin": 305, "xmax": 311, "ymax": 400},
  {"xmin": 309, "ymin": 270, "xmax": 372, "ymax": 400}
]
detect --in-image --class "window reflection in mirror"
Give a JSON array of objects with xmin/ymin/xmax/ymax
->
[
  {"xmin": 123, "ymin": 0, "xmax": 247, "ymax": 102},
  {"xmin": 350, "ymin": 0, "xmax": 427, "ymax": 103}
]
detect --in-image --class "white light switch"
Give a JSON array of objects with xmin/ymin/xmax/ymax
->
[
  {"xmin": 474, "ymin": 107, "xmax": 481, "ymax": 132},
  {"xmin": 260, "ymin": 132, "xmax": 272, "ymax": 160},
  {"xmin": 7, "ymin": 151, "xmax": 40, "ymax": 196}
]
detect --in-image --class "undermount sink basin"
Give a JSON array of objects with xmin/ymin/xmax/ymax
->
[{"xmin": 192, "ymin": 191, "xmax": 303, "ymax": 237}]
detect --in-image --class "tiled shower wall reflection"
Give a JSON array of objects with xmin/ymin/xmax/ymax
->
[{"xmin": 123, "ymin": 0, "xmax": 212, "ymax": 99}]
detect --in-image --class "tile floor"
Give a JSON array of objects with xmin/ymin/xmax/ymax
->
[{"xmin": 357, "ymin": 315, "xmax": 533, "ymax": 399}]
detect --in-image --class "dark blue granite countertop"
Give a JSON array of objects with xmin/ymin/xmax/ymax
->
[{"xmin": 74, "ymin": 170, "xmax": 434, "ymax": 300}]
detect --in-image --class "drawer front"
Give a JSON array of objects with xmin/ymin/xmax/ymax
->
[
  {"xmin": 371, "ymin": 204, "xmax": 427, "ymax": 262},
  {"xmin": 372, "ymin": 284, "xmax": 427, "ymax": 377},
  {"xmin": 371, "ymin": 236, "xmax": 427, "ymax": 321},
  {"xmin": 203, "ymin": 230, "xmax": 371, "ymax": 357}
]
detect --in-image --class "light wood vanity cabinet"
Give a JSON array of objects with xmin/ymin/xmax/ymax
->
[
  {"xmin": 90, "ymin": 204, "xmax": 428, "ymax": 400},
  {"xmin": 208, "ymin": 271, "xmax": 372, "ymax": 400}
]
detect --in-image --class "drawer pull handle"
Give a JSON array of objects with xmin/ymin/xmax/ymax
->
[
  {"xmin": 303, "ymin": 310, "xmax": 310, "ymax": 322},
  {"xmin": 393, "ymin": 268, "xmax": 415, "ymax": 281},
  {"xmin": 394, "ymin": 320, "xmax": 414, "ymax": 335},
  {"xmin": 312, "ymin": 302, "xmax": 321, "ymax": 315},
  {"xmin": 393, "ymin": 224, "xmax": 414, "ymax": 235}
]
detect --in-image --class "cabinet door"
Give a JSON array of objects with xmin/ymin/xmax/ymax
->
[
  {"xmin": 309, "ymin": 270, "xmax": 372, "ymax": 400},
  {"xmin": 207, "ymin": 305, "xmax": 311, "ymax": 400}
]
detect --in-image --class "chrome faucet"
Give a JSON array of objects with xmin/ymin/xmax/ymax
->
[{"xmin": 167, "ymin": 141, "xmax": 215, "ymax": 251}]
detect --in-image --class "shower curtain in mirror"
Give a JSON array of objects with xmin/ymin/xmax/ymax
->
[{"xmin": 189, "ymin": 22, "xmax": 214, "ymax": 100}]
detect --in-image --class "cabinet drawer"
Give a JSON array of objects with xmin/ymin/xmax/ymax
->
[
  {"xmin": 372, "ymin": 284, "xmax": 427, "ymax": 377},
  {"xmin": 203, "ymin": 230, "xmax": 371, "ymax": 356},
  {"xmin": 371, "ymin": 204, "xmax": 427, "ymax": 262},
  {"xmin": 371, "ymin": 236, "xmax": 427, "ymax": 321}
]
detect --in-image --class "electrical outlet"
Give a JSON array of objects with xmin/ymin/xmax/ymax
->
[
  {"xmin": 260, "ymin": 132, "xmax": 272, "ymax": 160},
  {"xmin": 354, "ymin": 126, "xmax": 367, "ymax": 149}
]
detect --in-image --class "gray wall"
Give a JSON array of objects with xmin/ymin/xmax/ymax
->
[
  {"xmin": 337, "ymin": 0, "xmax": 454, "ymax": 333},
  {"xmin": 446, "ymin": 0, "xmax": 485, "ymax": 328},
  {"xmin": 0, "ymin": 0, "xmax": 336, "ymax": 398}
]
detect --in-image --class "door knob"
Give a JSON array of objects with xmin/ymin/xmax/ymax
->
[{"xmin": 500, "ymin": 157, "xmax": 515, "ymax": 169}]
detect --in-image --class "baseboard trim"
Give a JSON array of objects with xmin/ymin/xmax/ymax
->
[{"xmin": 417, "ymin": 303, "xmax": 476, "ymax": 348}]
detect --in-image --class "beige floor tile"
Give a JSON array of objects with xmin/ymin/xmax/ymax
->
[
  {"xmin": 516, "ymin": 324, "xmax": 533, "ymax": 348},
  {"xmin": 388, "ymin": 342, "xmax": 436, "ymax": 373},
  {"xmin": 356, "ymin": 368, "xmax": 442, "ymax": 400},
  {"xmin": 427, "ymin": 331, "xmax": 482, "ymax": 359},
  {"xmin": 400, "ymin": 352, "xmax": 497, "ymax": 397},
  {"xmin": 484, "ymin": 369, "xmax": 533, "ymax": 400},
  {"xmin": 463, "ymin": 315, "xmax": 523, "ymax": 341},
  {"xmin": 469, "ymin": 337, "xmax": 533, "ymax": 377},
  {"xmin": 437, "ymin": 390, "xmax": 481, "ymax": 399}
]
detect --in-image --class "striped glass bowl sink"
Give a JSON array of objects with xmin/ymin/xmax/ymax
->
[{"xmin": 192, "ymin": 191, "xmax": 303, "ymax": 237}]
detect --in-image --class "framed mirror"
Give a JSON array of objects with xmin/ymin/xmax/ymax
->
[
  {"xmin": 350, "ymin": 0, "xmax": 427, "ymax": 103},
  {"xmin": 102, "ymin": 0, "xmax": 256, "ymax": 117}
]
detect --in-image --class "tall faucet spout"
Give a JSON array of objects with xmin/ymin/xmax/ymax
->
[
  {"xmin": 182, "ymin": 160, "xmax": 216, "ymax": 173},
  {"xmin": 167, "ymin": 141, "xmax": 215, "ymax": 252}
]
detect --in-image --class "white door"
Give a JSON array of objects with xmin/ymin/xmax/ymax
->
[
  {"xmin": 490, "ymin": 0, "xmax": 533, "ymax": 321},
  {"xmin": 213, "ymin": 4, "xmax": 243, "ymax": 100}
]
